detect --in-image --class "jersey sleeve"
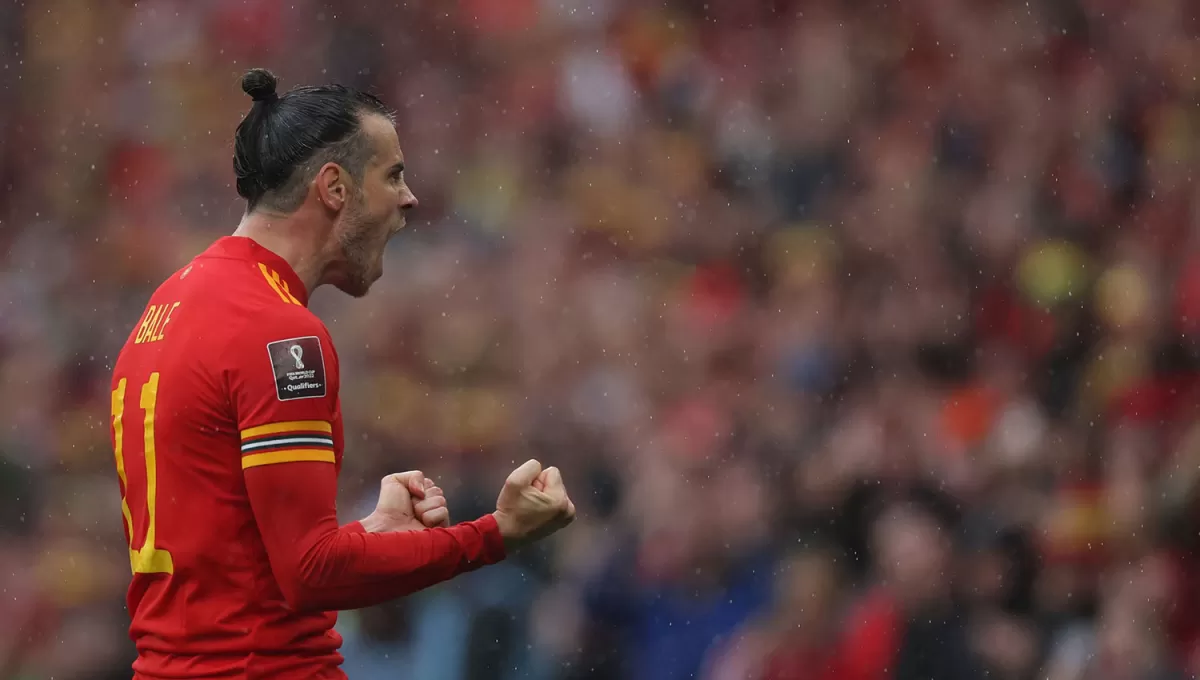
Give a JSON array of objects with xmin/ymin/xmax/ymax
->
[
  {"xmin": 225, "ymin": 307, "xmax": 340, "ymax": 472},
  {"xmin": 224, "ymin": 307, "xmax": 506, "ymax": 613}
]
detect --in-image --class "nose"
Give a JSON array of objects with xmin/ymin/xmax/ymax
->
[{"xmin": 400, "ymin": 187, "xmax": 418, "ymax": 211}]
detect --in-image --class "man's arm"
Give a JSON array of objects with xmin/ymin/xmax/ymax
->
[
  {"xmin": 245, "ymin": 460, "xmax": 504, "ymax": 612},
  {"xmin": 227, "ymin": 307, "xmax": 505, "ymax": 613}
]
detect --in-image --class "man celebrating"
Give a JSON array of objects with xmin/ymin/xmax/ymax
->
[{"xmin": 108, "ymin": 68, "xmax": 575, "ymax": 679}]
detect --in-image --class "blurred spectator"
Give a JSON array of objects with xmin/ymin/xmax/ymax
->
[{"xmin": 702, "ymin": 544, "xmax": 850, "ymax": 680}]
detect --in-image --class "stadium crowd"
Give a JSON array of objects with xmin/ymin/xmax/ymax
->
[{"xmin": 2, "ymin": 0, "xmax": 1200, "ymax": 678}]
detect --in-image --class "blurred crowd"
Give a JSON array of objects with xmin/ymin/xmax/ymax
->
[{"xmin": 2, "ymin": 0, "xmax": 1200, "ymax": 678}]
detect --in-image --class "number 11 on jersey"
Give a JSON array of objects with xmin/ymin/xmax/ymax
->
[{"xmin": 112, "ymin": 372, "xmax": 175, "ymax": 575}]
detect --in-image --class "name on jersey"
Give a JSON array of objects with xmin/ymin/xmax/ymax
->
[
  {"xmin": 266, "ymin": 336, "xmax": 327, "ymax": 401},
  {"xmin": 135, "ymin": 301, "xmax": 180, "ymax": 344}
]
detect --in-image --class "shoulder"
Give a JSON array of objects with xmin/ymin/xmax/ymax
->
[
  {"xmin": 220, "ymin": 303, "xmax": 336, "ymax": 370},
  {"xmin": 184, "ymin": 249, "xmax": 308, "ymax": 311},
  {"xmin": 219, "ymin": 303, "xmax": 339, "ymax": 402},
  {"xmin": 235, "ymin": 303, "xmax": 331, "ymax": 343}
]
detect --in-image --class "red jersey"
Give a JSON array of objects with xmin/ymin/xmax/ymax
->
[{"xmin": 109, "ymin": 236, "xmax": 506, "ymax": 679}]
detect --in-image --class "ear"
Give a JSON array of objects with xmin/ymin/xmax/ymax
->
[{"xmin": 314, "ymin": 162, "xmax": 348, "ymax": 211}]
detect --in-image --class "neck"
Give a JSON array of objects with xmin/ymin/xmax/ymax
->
[{"xmin": 233, "ymin": 210, "xmax": 329, "ymax": 294}]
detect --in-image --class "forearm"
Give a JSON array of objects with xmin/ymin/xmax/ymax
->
[
  {"xmin": 291, "ymin": 515, "xmax": 505, "ymax": 611},
  {"xmin": 246, "ymin": 462, "xmax": 505, "ymax": 612}
]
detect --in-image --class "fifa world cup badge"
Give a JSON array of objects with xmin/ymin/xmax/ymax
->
[{"xmin": 266, "ymin": 336, "xmax": 327, "ymax": 401}]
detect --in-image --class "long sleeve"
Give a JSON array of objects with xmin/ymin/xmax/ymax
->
[
  {"xmin": 224, "ymin": 305, "xmax": 505, "ymax": 613},
  {"xmin": 244, "ymin": 460, "xmax": 505, "ymax": 612}
]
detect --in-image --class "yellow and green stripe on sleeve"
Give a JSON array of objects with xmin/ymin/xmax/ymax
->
[{"xmin": 239, "ymin": 420, "xmax": 335, "ymax": 469}]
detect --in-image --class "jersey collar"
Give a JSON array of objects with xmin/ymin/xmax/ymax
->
[{"xmin": 207, "ymin": 236, "xmax": 311, "ymax": 307}]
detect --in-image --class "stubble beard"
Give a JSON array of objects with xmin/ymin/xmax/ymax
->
[{"xmin": 336, "ymin": 201, "xmax": 380, "ymax": 298}]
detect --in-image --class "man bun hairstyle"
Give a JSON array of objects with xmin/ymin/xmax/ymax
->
[
  {"xmin": 241, "ymin": 68, "xmax": 279, "ymax": 103},
  {"xmin": 232, "ymin": 68, "xmax": 394, "ymax": 213}
]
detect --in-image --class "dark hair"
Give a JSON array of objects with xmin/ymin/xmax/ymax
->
[{"xmin": 233, "ymin": 68, "xmax": 394, "ymax": 212}]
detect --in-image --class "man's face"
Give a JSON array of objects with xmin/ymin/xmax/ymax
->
[{"xmin": 330, "ymin": 113, "xmax": 418, "ymax": 297}]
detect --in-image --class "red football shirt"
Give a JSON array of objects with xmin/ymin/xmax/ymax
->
[{"xmin": 109, "ymin": 236, "xmax": 506, "ymax": 679}]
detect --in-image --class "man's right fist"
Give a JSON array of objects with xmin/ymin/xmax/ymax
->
[{"xmin": 493, "ymin": 459, "xmax": 576, "ymax": 551}]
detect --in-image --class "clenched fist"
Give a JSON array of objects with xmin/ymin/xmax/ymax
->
[
  {"xmin": 492, "ymin": 459, "xmax": 576, "ymax": 551},
  {"xmin": 359, "ymin": 471, "xmax": 450, "ymax": 533}
]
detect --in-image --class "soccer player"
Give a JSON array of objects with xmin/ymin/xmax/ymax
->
[{"xmin": 108, "ymin": 68, "xmax": 576, "ymax": 679}]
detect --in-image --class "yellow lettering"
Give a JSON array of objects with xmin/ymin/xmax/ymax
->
[
  {"xmin": 146, "ymin": 307, "xmax": 165, "ymax": 341},
  {"xmin": 135, "ymin": 305, "xmax": 159, "ymax": 344},
  {"xmin": 259, "ymin": 263, "xmax": 296, "ymax": 304},
  {"xmin": 153, "ymin": 302, "xmax": 180, "ymax": 342},
  {"xmin": 272, "ymin": 271, "xmax": 302, "ymax": 305},
  {"xmin": 148, "ymin": 305, "xmax": 165, "ymax": 342},
  {"xmin": 111, "ymin": 372, "xmax": 174, "ymax": 575},
  {"xmin": 111, "ymin": 380, "xmax": 134, "ymax": 541},
  {"xmin": 133, "ymin": 302, "xmax": 180, "ymax": 345}
]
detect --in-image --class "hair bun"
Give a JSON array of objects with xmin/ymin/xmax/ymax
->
[{"xmin": 241, "ymin": 68, "xmax": 279, "ymax": 103}]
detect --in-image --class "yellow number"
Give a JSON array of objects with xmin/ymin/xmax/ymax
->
[{"xmin": 111, "ymin": 373, "xmax": 174, "ymax": 575}]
